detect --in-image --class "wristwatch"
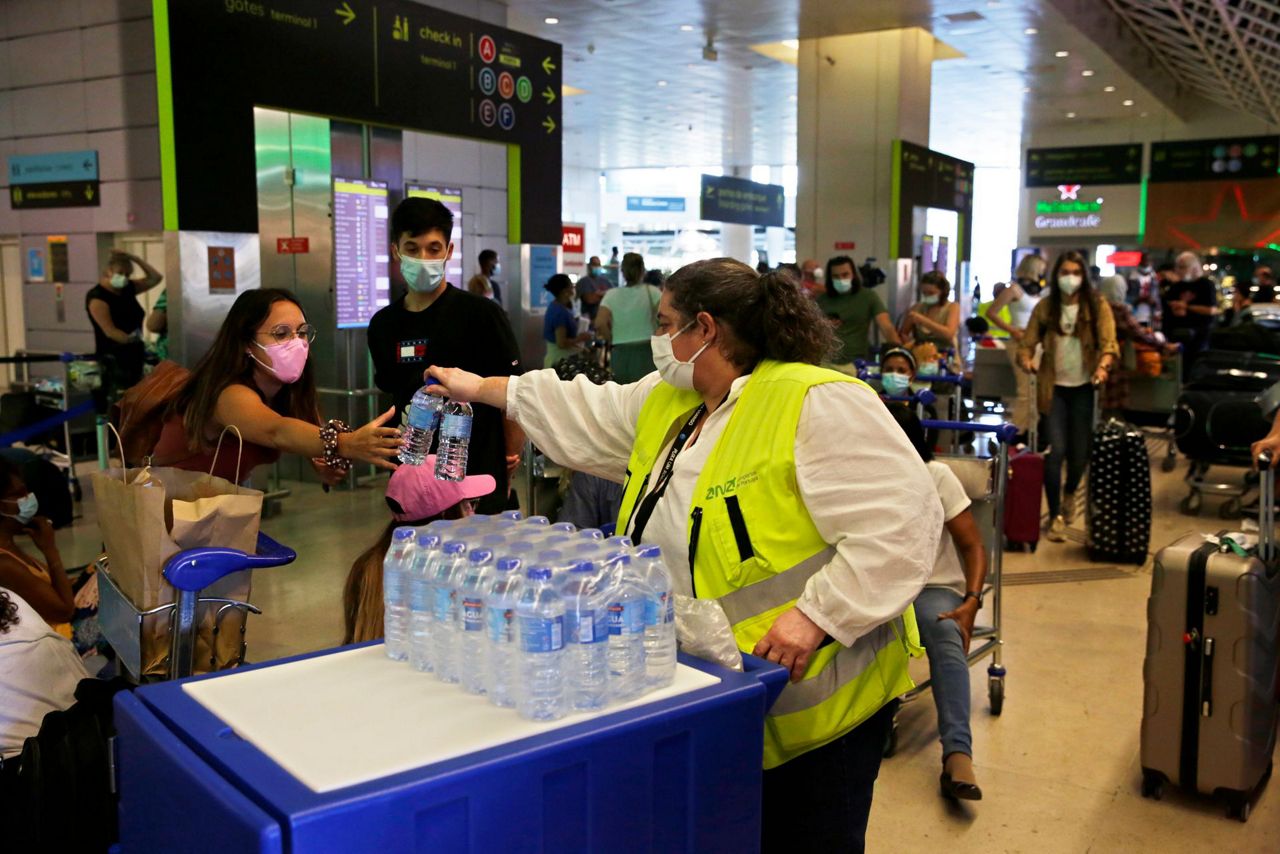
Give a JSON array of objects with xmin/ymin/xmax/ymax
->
[{"xmin": 963, "ymin": 590, "xmax": 983, "ymax": 607}]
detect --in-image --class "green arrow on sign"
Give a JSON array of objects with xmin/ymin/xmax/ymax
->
[
  {"xmin": 335, "ymin": 2, "xmax": 355, "ymax": 25},
  {"xmin": 542, "ymin": 86, "xmax": 556, "ymax": 104},
  {"xmin": 705, "ymin": 186, "xmax": 715, "ymax": 197},
  {"xmin": 85, "ymin": 185, "xmax": 94, "ymax": 201},
  {"xmin": 542, "ymin": 116, "xmax": 556, "ymax": 134},
  {"xmin": 542, "ymin": 57, "xmax": 556, "ymax": 74}
]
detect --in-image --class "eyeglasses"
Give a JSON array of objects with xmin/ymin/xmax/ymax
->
[{"xmin": 260, "ymin": 323, "xmax": 317, "ymax": 344}]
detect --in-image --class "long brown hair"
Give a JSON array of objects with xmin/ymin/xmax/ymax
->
[
  {"xmin": 1046, "ymin": 249, "xmax": 1100, "ymax": 336},
  {"xmin": 664, "ymin": 258, "xmax": 839, "ymax": 368},
  {"xmin": 342, "ymin": 505, "xmax": 467, "ymax": 644},
  {"xmin": 169, "ymin": 289, "xmax": 319, "ymax": 450}
]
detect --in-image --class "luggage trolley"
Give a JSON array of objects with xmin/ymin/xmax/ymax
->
[
  {"xmin": 98, "ymin": 531, "xmax": 297, "ymax": 681},
  {"xmin": 884, "ymin": 420, "xmax": 1016, "ymax": 756},
  {"xmin": 1122, "ymin": 341, "xmax": 1183, "ymax": 474}
]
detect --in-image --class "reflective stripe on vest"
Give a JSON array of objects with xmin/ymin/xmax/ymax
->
[{"xmin": 716, "ymin": 546, "xmax": 833, "ymax": 625}]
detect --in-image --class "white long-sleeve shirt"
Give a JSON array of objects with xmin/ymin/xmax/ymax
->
[{"xmin": 507, "ymin": 370, "xmax": 941, "ymax": 647}]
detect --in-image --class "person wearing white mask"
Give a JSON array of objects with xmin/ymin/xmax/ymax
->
[
  {"xmin": 368, "ymin": 198, "xmax": 526, "ymax": 513},
  {"xmin": 815, "ymin": 255, "xmax": 900, "ymax": 370},
  {"xmin": 86, "ymin": 249, "xmax": 164, "ymax": 411},
  {"xmin": 899, "ymin": 271, "xmax": 961, "ymax": 355},
  {"xmin": 422, "ymin": 257, "xmax": 941, "ymax": 852},
  {"xmin": 0, "ymin": 457, "xmax": 77, "ymax": 639},
  {"xmin": 1017, "ymin": 251, "xmax": 1119, "ymax": 542}
]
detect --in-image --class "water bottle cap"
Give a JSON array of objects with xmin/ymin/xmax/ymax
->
[
  {"xmin": 527, "ymin": 566, "xmax": 553, "ymax": 580},
  {"xmin": 575, "ymin": 543, "xmax": 599, "ymax": 554},
  {"xmin": 526, "ymin": 516, "xmax": 550, "ymax": 526},
  {"xmin": 496, "ymin": 557, "xmax": 521, "ymax": 572},
  {"xmin": 551, "ymin": 522, "xmax": 577, "ymax": 533},
  {"xmin": 606, "ymin": 536, "xmax": 634, "ymax": 548},
  {"xmin": 508, "ymin": 541, "xmax": 534, "ymax": 553},
  {"xmin": 636, "ymin": 545, "xmax": 662, "ymax": 559},
  {"xmin": 579, "ymin": 529, "xmax": 604, "ymax": 540},
  {"xmin": 570, "ymin": 560, "xmax": 595, "ymax": 573},
  {"xmin": 425, "ymin": 378, "xmax": 440, "ymax": 387},
  {"xmin": 443, "ymin": 541, "xmax": 468, "ymax": 555},
  {"xmin": 392, "ymin": 527, "xmax": 416, "ymax": 541},
  {"xmin": 482, "ymin": 534, "xmax": 507, "ymax": 545},
  {"xmin": 607, "ymin": 551, "xmax": 631, "ymax": 565},
  {"xmin": 500, "ymin": 511, "xmax": 524, "ymax": 521},
  {"xmin": 416, "ymin": 533, "xmax": 441, "ymax": 549},
  {"xmin": 537, "ymin": 549, "xmax": 564, "ymax": 561},
  {"xmin": 469, "ymin": 548, "xmax": 494, "ymax": 563}
]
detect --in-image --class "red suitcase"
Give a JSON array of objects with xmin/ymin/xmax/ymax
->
[{"xmin": 1005, "ymin": 448, "xmax": 1044, "ymax": 551}]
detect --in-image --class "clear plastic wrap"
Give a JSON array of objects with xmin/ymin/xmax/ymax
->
[{"xmin": 673, "ymin": 594, "xmax": 742, "ymax": 672}]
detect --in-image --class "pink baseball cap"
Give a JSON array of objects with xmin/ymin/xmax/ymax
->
[{"xmin": 385, "ymin": 457, "xmax": 496, "ymax": 522}]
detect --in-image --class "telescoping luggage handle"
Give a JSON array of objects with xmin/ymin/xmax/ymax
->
[{"xmin": 1259, "ymin": 452, "xmax": 1275, "ymax": 564}]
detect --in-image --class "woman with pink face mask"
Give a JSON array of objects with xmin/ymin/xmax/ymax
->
[{"xmin": 150, "ymin": 289, "xmax": 401, "ymax": 483}]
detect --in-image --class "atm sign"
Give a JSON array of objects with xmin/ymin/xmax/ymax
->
[{"xmin": 562, "ymin": 225, "xmax": 585, "ymax": 254}]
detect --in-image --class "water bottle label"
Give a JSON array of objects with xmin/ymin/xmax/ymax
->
[
  {"xmin": 665, "ymin": 594, "xmax": 675, "ymax": 624},
  {"xmin": 487, "ymin": 606, "xmax": 514, "ymax": 643},
  {"xmin": 441, "ymin": 414, "xmax": 473, "ymax": 440},
  {"xmin": 643, "ymin": 591, "xmax": 672, "ymax": 625},
  {"xmin": 462, "ymin": 597, "xmax": 484, "ymax": 631},
  {"xmin": 409, "ymin": 577, "xmax": 432, "ymax": 611},
  {"xmin": 569, "ymin": 610, "xmax": 597, "ymax": 644},
  {"xmin": 432, "ymin": 587, "xmax": 455, "ymax": 622},
  {"xmin": 520, "ymin": 615, "xmax": 564, "ymax": 652},
  {"xmin": 607, "ymin": 601, "xmax": 644, "ymax": 636},
  {"xmin": 407, "ymin": 404, "xmax": 439, "ymax": 430}
]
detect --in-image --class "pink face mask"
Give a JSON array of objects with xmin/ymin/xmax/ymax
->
[{"xmin": 250, "ymin": 337, "xmax": 309, "ymax": 384}]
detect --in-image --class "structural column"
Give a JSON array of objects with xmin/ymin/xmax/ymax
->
[{"xmin": 796, "ymin": 27, "xmax": 934, "ymax": 314}]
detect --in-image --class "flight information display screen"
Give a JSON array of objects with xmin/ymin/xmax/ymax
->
[
  {"xmin": 406, "ymin": 184, "xmax": 464, "ymax": 285},
  {"xmin": 334, "ymin": 177, "xmax": 390, "ymax": 329}
]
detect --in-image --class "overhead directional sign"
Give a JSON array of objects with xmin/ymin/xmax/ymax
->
[
  {"xmin": 9, "ymin": 180, "xmax": 100, "ymax": 209},
  {"xmin": 891, "ymin": 140, "xmax": 975, "ymax": 261},
  {"xmin": 8, "ymin": 150, "xmax": 98, "ymax": 185},
  {"xmin": 162, "ymin": 0, "xmax": 563, "ymax": 243},
  {"xmin": 1149, "ymin": 135, "xmax": 1280, "ymax": 183},
  {"xmin": 699, "ymin": 175, "xmax": 785, "ymax": 227},
  {"xmin": 1025, "ymin": 144, "xmax": 1142, "ymax": 187}
]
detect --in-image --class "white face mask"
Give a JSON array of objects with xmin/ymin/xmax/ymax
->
[
  {"xmin": 650, "ymin": 321, "xmax": 710, "ymax": 390},
  {"xmin": 812, "ymin": 269, "xmax": 825, "ymax": 284},
  {"xmin": 109, "ymin": 273, "xmax": 128, "ymax": 289},
  {"xmin": 832, "ymin": 277, "xmax": 854, "ymax": 295},
  {"xmin": 3, "ymin": 492, "xmax": 38, "ymax": 526},
  {"xmin": 1058, "ymin": 274, "xmax": 1083, "ymax": 296}
]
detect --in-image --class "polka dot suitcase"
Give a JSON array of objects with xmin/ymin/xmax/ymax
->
[{"xmin": 1086, "ymin": 417, "xmax": 1151, "ymax": 565}]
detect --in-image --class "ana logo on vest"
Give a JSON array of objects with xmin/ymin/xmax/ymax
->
[{"xmin": 705, "ymin": 470, "xmax": 759, "ymax": 501}]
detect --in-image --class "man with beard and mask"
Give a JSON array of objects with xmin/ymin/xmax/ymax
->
[
  {"xmin": 1162, "ymin": 251, "xmax": 1219, "ymax": 371},
  {"xmin": 985, "ymin": 253, "xmax": 1047, "ymax": 442},
  {"xmin": 368, "ymin": 198, "xmax": 525, "ymax": 514},
  {"xmin": 814, "ymin": 255, "xmax": 900, "ymax": 368}
]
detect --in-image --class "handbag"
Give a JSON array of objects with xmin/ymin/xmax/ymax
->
[{"xmin": 91, "ymin": 425, "xmax": 264, "ymax": 676}]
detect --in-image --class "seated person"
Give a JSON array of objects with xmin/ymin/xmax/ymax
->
[
  {"xmin": 0, "ymin": 587, "xmax": 89, "ymax": 760},
  {"xmin": 885, "ymin": 405, "xmax": 987, "ymax": 802},
  {"xmin": 343, "ymin": 458, "xmax": 494, "ymax": 644},
  {"xmin": 0, "ymin": 458, "xmax": 75, "ymax": 641},
  {"xmin": 878, "ymin": 346, "xmax": 918, "ymax": 398}
]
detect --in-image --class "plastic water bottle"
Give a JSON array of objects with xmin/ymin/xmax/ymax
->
[
  {"xmin": 400, "ymin": 380, "xmax": 445, "ymax": 464},
  {"xmin": 579, "ymin": 528, "xmax": 604, "ymax": 541},
  {"xmin": 430, "ymin": 541, "xmax": 469, "ymax": 683},
  {"xmin": 637, "ymin": 545, "xmax": 677, "ymax": 688},
  {"xmin": 485, "ymin": 556, "xmax": 524, "ymax": 708},
  {"xmin": 516, "ymin": 567, "xmax": 566, "ymax": 721},
  {"xmin": 562, "ymin": 560, "xmax": 609, "ymax": 711},
  {"xmin": 458, "ymin": 549, "xmax": 495, "ymax": 695},
  {"xmin": 435, "ymin": 400, "xmax": 474, "ymax": 481},
  {"xmin": 550, "ymin": 522, "xmax": 577, "ymax": 533},
  {"xmin": 526, "ymin": 516, "xmax": 550, "ymax": 526},
  {"xmin": 604, "ymin": 554, "xmax": 649, "ymax": 702},
  {"xmin": 604, "ymin": 535, "xmax": 634, "ymax": 553},
  {"xmin": 382, "ymin": 527, "xmax": 416, "ymax": 660},
  {"xmin": 499, "ymin": 510, "xmax": 524, "ymax": 522},
  {"xmin": 407, "ymin": 533, "xmax": 442, "ymax": 672}
]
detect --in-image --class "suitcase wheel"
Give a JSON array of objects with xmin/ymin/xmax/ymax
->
[
  {"xmin": 1140, "ymin": 769, "xmax": 1164, "ymax": 800},
  {"xmin": 988, "ymin": 675, "xmax": 1005, "ymax": 716},
  {"xmin": 1228, "ymin": 795, "xmax": 1251, "ymax": 823},
  {"xmin": 1219, "ymin": 497, "xmax": 1242, "ymax": 520},
  {"xmin": 1179, "ymin": 493, "xmax": 1203, "ymax": 516},
  {"xmin": 1161, "ymin": 455, "xmax": 1178, "ymax": 474}
]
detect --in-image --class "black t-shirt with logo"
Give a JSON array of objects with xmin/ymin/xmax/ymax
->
[{"xmin": 368, "ymin": 285, "xmax": 522, "ymax": 512}]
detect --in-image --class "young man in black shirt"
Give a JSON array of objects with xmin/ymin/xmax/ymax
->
[{"xmin": 368, "ymin": 198, "xmax": 524, "ymax": 513}]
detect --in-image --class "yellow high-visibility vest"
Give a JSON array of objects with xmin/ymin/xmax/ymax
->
[{"xmin": 616, "ymin": 359, "xmax": 921, "ymax": 768}]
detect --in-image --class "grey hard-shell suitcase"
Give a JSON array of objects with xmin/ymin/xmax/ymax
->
[{"xmin": 1140, "ymin": 457, "xmax": 1280, "ymax": 821}]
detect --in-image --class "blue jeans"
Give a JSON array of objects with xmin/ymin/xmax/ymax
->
[
  {"xmin": 914, "ymin": 587, "xmax": 972, "ymax": 759},
  {"xmin": 1045, "ymin": 383, "xmax": 1094, "ymax": 518}
]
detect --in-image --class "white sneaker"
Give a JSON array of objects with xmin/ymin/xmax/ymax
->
[
  {"xmin": 1062, "ymin": 489, "xmax": 1079, "ymax": 525},
  {"xmin": 1047, "ymin": 516, "xmax": 1067, "ymax": 543}
]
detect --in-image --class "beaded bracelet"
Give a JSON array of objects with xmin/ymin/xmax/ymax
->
[{"xmin": 319, "ymin": 419, "xmax": 352, "ymax": 474}]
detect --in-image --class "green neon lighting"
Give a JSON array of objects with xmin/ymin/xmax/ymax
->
[
  {"xmin": 152, "ymin": 0, "xmax": 178, "ymax": 230},
  {"xmin": 889, "ymin": 140, "xmax": 902, "ymax": 259},
  {"xmin": 507, "ymin": 144, "xmax": 521, "ymax": 245},
  {"xmin": 1036, "ymin": 199, "xmax": 1102, "ymax": 214},
  {"xmin": 1137, "ymin": 174, "xmax": 1149, "ymax": 245}
]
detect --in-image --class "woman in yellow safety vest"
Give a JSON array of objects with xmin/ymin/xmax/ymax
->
[{"xmin": 425, "ymin": 258, "xmax": 942, "ymax": 851}]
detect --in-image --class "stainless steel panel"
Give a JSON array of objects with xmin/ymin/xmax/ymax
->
[
  {"xmin": 254, "ymin": 107, "xmax": 294, "ymax": 312},
  {"xmin": 174, "ymin": 231, "xmax": 262, "ymax": 366},
  {"xmin": 288, "ymin": 114, "xmax": 334, "ymax": 390}
]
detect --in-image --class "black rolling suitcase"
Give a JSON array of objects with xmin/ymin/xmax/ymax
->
[
  {"xmin": 1186, "ymin": 351, "xmax": 1280, "ymax": 392},
  {"xmin": 1086, "ymin": 418, "xmax": 1150, "ymax": 564},
  {"xmin": 1174, "ymin": 389, "xmax": 1273, "ymax": 465},
  {"xmin": 1140, "ymin": 458, "xmax": 1280, "ymax": 821}
]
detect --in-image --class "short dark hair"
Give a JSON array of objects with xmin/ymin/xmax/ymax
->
[
  {"xmin": 478, "ymin": 249, "xmax": 497, "ymax": 265},
  {"xmin": 1155, "ymin": 261, "xmax": 1176, "ymax": 274},
  {"xmin": 545, "ymin": 273, "xmax": 574, "ymax": 297},
  {"xmin": 390, "ymin": 198, "xmax": 453, "ymax": 244}
]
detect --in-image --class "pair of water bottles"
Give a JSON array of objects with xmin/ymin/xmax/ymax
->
[{"xmin": 401, "ymin": 379, "xmax": 472, "ymax": 481}]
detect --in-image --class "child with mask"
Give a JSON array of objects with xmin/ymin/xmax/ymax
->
[
  {"xmin": 816, "ymin": 255, "xmax": 900, "ymax": 369},
  {"xmin": 150, "ymin": 289, "xmax": 401, "ymax": 483},
  {"xmin": 367, "ymin": 198, "xmax": 526, "ymax": 513},
  {"xmin": 1017, "ymin": 251, "xmax": 1119, "ymax": 542}
]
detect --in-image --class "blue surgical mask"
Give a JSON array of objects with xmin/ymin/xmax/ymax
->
[
  {"xmin": 921, "ymin": 294, "xmax": 940, "ymax": 306},
  {"xmin": 492, "ymin": 263, "xmax": 502, "ymax": 277},
  {"xmin": 881, "ymin": 373, "xmax": 912, "ymax": 396},
  {"xmin": 832, "ymin": 277, "xmax": 854, "ymax": 295},
  {"xmin": 110, "ymin": 273, "xmax": 128, "ymax": 289},
  {"xmin": 4, "ymin": 492, "xmax": 38, "ymax": 525},
  {"xmin": 400, "ymin": 255, "xmax": 446, "ymax": 293},
  {"xmin": 591, "ymin": 266, "xmax": 604, "ymax": 276}
]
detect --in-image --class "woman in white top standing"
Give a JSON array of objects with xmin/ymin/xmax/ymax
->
[
  {"xmin": 885, "ymin": 405, "xmax": 988, "ymax": 802},
  {"xmin": 595, "ymin": 252, "xmax": 661, "ymax": 383},
  {"xmin": 1017, "ymin": 250, "xmax": 1119, "ymax": 542},
  {"xmin": 985, "ymin": 254, "xmax": 1047, "ymax": 443},
  {"xmin": 425, "ymin": 257, "xmax": 941, "ymax": 851}
]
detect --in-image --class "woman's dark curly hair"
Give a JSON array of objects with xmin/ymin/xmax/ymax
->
[
  {"xmin": 663, "ymin": 258, "xmax": 840, "ymax": 368},
  {"xmin": 0, "ymin": 589, "xmax": 18, "ymax": 634}
]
